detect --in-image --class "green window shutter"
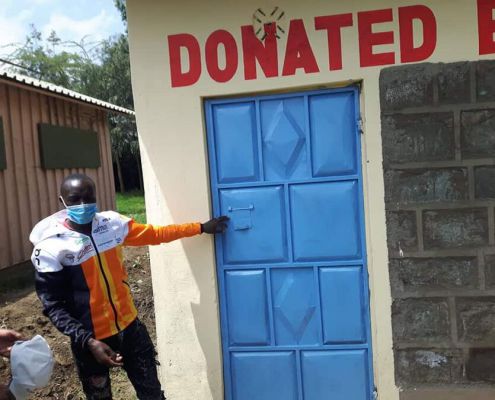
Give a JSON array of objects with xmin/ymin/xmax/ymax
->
[
  {"xmin": 0, "ymin": 118, "xmax": 5, "ymax": 170},
  {"xmin": 38, "ymin": 124, "xmax": 101, "ymax": 169}
]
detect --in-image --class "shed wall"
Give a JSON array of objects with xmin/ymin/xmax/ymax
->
[{"xmin": 0, "ymin": 82, "xmax": 116, "ymax": 269}]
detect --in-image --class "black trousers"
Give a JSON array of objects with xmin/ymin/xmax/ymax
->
[{"xmin": 71, "ymin": 319, "xmax": 165, "ymax": 400}]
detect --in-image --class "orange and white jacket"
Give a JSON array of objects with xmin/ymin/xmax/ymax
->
[{"xmin": 30, "ymin": 210, "xmax": 201, "ymax": 348}]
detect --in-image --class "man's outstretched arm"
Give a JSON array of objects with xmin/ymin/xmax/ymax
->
[{"xmin": 123, "ymin": 216, "xmax": 229, "ymax": 246}]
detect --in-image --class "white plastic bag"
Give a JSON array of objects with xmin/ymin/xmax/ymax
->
[{"xmin": 9, "ymin": 335, "xmax": 54, "ymax": 400}]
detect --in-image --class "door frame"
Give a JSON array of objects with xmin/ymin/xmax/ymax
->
[{"xmin": 204, "ymin": 85, "xmax": 376, "ymax": 400}]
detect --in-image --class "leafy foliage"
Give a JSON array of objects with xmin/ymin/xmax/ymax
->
[
  {"xmin": 3, "ymin": 0, "xmax": 140, "ymax": 192},
  {"xmin": 9, "ymin": 26, "xmax": 90, "ymax": 88},
  {"xmin": 114, "ymin": 0, "xmax": 128, "ymax": 27}
]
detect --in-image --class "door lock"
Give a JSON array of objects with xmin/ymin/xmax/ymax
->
[{"xmin": 228, "ymin": 204, "xmax": 254, "ymax": 230}]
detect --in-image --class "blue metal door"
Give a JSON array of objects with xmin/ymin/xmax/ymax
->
[{"xmin": 205, "ymin": 87, "xmax": 374, "ymax": 400}]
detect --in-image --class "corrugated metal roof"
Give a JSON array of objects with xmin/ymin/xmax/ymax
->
[{"xmin": 0, "ymin": 70, "xmax": 135, "ymax": 115}]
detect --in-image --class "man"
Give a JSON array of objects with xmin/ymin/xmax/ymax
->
[
  {"xmin": 30, "ymin": 173, "xmax": 228, "ymax": 400},
  {"xmin": 0, "ymin": 329, "xmax": 23, "ymax": 400}
]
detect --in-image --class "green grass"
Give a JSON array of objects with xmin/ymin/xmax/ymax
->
[{"xmin": 116, "ymin": 191, "xmax": 146, "ymax": 224}]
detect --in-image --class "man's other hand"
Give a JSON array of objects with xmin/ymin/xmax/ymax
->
[
  {"xmin": 201, "ymin": 216, "xmax": 229, "ymax": 234},
  {"xmin": 87, "ymin": 338, "xmax": 123, "ymax": 367},
  {"xmin": 0, "ymin": 329, "xmax": 24, "ymax": 357}
]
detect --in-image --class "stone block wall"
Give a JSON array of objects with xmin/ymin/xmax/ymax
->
[{"xmin": 380, "ymin": 60, "xmax": 495, "ymax": 389}]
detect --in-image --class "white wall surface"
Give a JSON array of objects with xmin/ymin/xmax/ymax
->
[{"xmin": 126, "ymin": 1, "xmax": 492, "ymax": 398}]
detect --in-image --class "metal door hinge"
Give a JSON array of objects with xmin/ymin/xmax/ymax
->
[{"xmin": 357, "ymin": 117, "xmax": 364, "ymax": 134}]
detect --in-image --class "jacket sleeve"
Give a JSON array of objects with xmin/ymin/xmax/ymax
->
[
  {"xmin": 123, "ymin": 220, "xmax": 202, "ymax": 246},
  {"xmin": 33, "ymin": 247, "xmax": 93, "ymax": 349}
]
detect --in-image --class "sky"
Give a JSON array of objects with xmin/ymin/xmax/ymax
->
[{"xmin": 0, "ymin": 0, "xmax": 125, "ymax": 58}]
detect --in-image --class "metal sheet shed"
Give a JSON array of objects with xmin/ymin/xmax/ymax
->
[{"xmin": 0, "ymin": 71, "xmax": 134, "ymax": 269}]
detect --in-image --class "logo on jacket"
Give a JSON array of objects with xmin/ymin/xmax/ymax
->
[
  {"xmin": 77, "ymin": 244, "xmax": 94, "ymax": 261},
  {"xmin": 93, "ymin": 225, "xmax": 109, "ymax": 234},
  {"xmin": 75, "ymin": 237, "xmax": 90, "ymax": 245},
  {"xmin": 64, "ymin": 254, "xmax": 75, "ymax": 262}
]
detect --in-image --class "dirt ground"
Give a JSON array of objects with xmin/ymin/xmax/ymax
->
[{"xmin": 0, "ymin": 246, "xmax": 156, "ymax": 400}]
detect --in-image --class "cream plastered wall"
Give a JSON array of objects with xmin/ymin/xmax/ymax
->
[{"xmin": 126, "ymin": 1, "xmax": 490, "ymax": 398}]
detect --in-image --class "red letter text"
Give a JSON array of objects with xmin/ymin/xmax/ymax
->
[
  {"xmin": 478, "ymin": 0, "xmax": 495, "ymax": 54},
  {"xmin": 399, "ymin": 5, "xmax": 437, "ymax": 63},
  {"xmin": 358, "ymin": 9, "xmax": 395, "ymax": 67},
  {"xmin": 168, "ymin": 34, "xmax": 201, "ymax": 88},
  {"xmin": 315, "ymin": 13, "xmax": 353, "ymax": 71},
  {"xmin": 205, "ymin": 30, "xmax": 238, "ymax": 83},
  {"xmin": 282, "ymin": 19, "xmax": 320, "ymax": 76},
  {"xmin": 241, "ymin": 23, "xmax": 278, "ymax": 80}
]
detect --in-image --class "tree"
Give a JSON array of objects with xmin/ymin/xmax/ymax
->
[
  {"xmin": 5, "ymin": 18, "xmax": 142, "ymax": 193},
  {"xmin": 9, "ymin": 26, "xmax": 89, "ymax": 88},
  {"xmin": 114, "ymin": 0, "xmax": 127, "ymax": 26},
  {"xmin": 90, "ymin": 34, "xmax": 139, "ymax": 192},
  {"xmin": 77, "ymin": 0, "xmax": 139, "ymax": 193}
]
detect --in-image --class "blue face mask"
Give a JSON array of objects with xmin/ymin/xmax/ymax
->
[{"xmin": 65, "ymin": 203, "xmax": 98, "ymax": 225}]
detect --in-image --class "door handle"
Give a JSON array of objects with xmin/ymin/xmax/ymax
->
[
  {"xmin": 228, "ymin": 204, "xmax": 254, "ymax": 230},
  {"xmin": 228, "ymin": 205, "xmax": 254, "ymax": 212}
]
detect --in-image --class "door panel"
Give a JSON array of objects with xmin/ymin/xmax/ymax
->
[
  {"xmin": 271, "ymin": 268, "xmax": 319, "ymax": 346},
  {"xmin": 320, "ymin": 267, "xmax": 366, "ymax": 344},
  {"xmin": 301, "ymin": 350, "xmax": 369, "ymax": 400},
  {"xmin": 206, "ymin": 88, "xmax": 374, "ymax": 400},
  {"xmin": 260, "ymin": 97, "xmax": 309, "ymax": 180},
  {"xmin": 309, "ymin": 92, "xmax": 357, "ymax": 177},
  {"xmin": 290, "ymin": 181, "xmax": 361, "ymax": 261},
  {"xmin": 225, "ymin": 270, "xmax": 270, "ymax": 346},
  {"xmin": 220, "ymin": 186, "xmax": 288, "ymax": 264},
  {"xmin": 231, "ymin": 352, "xmax": 298, "ymax": 400},
  {"xmin": 213, "ymin": 102, "xmax": 259, "ymax": 183}
]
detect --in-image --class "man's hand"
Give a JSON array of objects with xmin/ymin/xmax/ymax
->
[
  {"xmin": 87, "ymin": 338, "xmax": 123, "ymax": 367},
  {"xmin": 0, "ymin": 384, "xmax": 14, "ymax": 400},
  {"xmin": 201, "ymin": 216, "xmax": 229, "ymax": 234},
  {"xmin": 0, "ymin": 329, "xmax": 24, "ymax": 357}
]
